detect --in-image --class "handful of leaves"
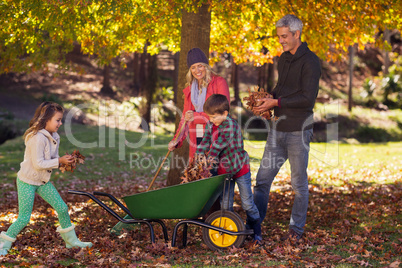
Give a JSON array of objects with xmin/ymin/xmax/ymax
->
[
  {"xmin": 180, "ymin": 153, "xmax": 217, "ymax": 183},
  {"xmin": 243, "ymin": 86, "xmax": 274, "ymax": 120},
  {"xmin": 59, "ymin": 150, "xmax": 85, "ymax": 173}
]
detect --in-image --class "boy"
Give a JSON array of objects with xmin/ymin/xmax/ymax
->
[{"xmin": 196, "ymin": 94, "xmax": 262, "ymax": 243}]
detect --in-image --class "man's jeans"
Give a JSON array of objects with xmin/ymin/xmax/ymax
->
[
  {"xmin": 221, "ymin": 171, "xmax": 260, "ymax": 224},
  {"xmin": 254, "ymin": 129, "xmax": 313, "ymax": 234}
]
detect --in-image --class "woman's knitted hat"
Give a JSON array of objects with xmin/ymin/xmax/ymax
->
[{"xmin": 187, "ymin": 48, "xmax": 209, "ymax": 68}]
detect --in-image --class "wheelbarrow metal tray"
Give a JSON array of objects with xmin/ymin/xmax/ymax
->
[{"xmin": 123, "ymin": 174, "xmax": 226, "ymax": 219}]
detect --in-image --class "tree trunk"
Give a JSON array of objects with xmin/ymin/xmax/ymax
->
[
  {"xmin": 100, "ymin": 64, "xmax": 114, "ymax": 95},
  {"xmin": 173, "ymin": 52, "xmax": 180, "ymax": 102},
  {"xmin": 258, "ymin": 64, "xmax": 263, "ymax": 89},
  {"xmin": 142, "ymin": 54, "xmax": 157, "ymax": 130},
  {"xmin": 383, "ymin": 28, "xmax": 391, "ymax": 76},
  {"xmin": 132, "ymin": 52, "xmax": 140, "ymax": 96},
  {"xmin": 166, "ymin": 4, "xmax": 211, "ymax": 186},
  {"xmin": 263, "ymin": 64, "xmax": 268, "ymax": 90},
  {"xmin": 232, "ymin": 61, "xmax": 241, "ymax": 106},
  {"xmin": 139, "ymin": 44, "xmax": 148, "ymax": 97},
  {"xmin": 266, "ymin": 62, "xmax": 274, "ymax": 93},
  {"xmin": 348, "ymin": 45, "xmax": 354, "ymax": 112}
]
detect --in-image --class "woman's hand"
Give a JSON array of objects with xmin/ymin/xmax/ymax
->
[
  {"xmin": 59, "ymin": 154, "xmax": 74, "ymax": 165},
  {"xmin": 168, "ymin": 140, "xmax": 178, "ymax": 151},
  {"xmin": 184, "ymin": 110, "xmax": 194, "ymax": 122}
]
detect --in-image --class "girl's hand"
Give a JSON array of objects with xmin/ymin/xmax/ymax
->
[
  {"xmin": 184, "ymin": 110, "xmax": 194, "ymax": 122},
  {"xmin": 168, "ymin": 140, "xmax": 178, "ymax": 151},
  {"xmin": 59, "ymin": 154, "xmax": 74, "ymax": 165}
]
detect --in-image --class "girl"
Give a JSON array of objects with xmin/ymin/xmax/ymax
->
[{"xmin": 0, "ymin": 102, "xmax": 92, "ymax": 256}]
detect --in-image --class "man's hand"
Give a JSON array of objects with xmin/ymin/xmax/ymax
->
[{"xmin": 252, "ymin": 98, "xmax": 278, "ymax": 113}]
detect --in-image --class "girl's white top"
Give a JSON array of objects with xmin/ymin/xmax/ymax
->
[{"xmin": 17, "ymin": 129, "xmax": 60, "ymax": 186}]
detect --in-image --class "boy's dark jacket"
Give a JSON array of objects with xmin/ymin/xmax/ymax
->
[
  {"xmin": 273, "ymin": 42, "xmax": 321, "ymax": 132},
  {"xmin": 196, "ymin": 115, "xmax": 248, "ymax": 176}
]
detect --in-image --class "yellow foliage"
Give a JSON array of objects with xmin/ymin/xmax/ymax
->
[{"xmin": 0, "ymin": 0, "xmax": 401, "ymax": 73}]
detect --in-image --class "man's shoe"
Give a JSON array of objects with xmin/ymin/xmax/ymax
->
[
  {"xmin": 280, "ymin": 229, "xmax": 302, "ymax": 241},
  {"xmin": 246, "ymin": 220, "xmax": 262, "ymax": 243},
  {"xmin": 253, "ymin": 234, "xmax": 263, "ymax": 245}
]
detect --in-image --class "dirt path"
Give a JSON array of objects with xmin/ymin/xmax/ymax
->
[
  {"xmin": 0, "ymin": 89, "xmax": 40, "ymax": 120},
  {"xmin": 0, "ymin": 67, "xmax": 105, "ymax": 121}
]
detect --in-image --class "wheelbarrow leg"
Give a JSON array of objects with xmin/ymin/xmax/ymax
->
[
  {"xmin": 146, "ymin": 219, "xmax": 169, "ymax": 243},
  {"xmin": 172, "ymin": 221, "xmax": 196, "ymax": 248},
  {"xmin": 142, "ymin": 222, "xmax": 156, "ymax": 244},
  {"xmin": 171, "ymin": 218, "xmax": 254, "ymax": 248},
  {"xmin": 182, "ymin": 223, "xmax": 188, "ymax": 248},
  {"xmin": 172, "ymin": 221, "xmax": 184, "ymax": 248}
]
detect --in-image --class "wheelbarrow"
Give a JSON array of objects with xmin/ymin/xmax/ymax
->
[{"xmin": 68, "ymin": 174, "xmax": 253, "ymax": 250}]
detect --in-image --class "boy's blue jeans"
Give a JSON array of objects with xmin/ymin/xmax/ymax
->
[
  {"xmin": 221, "ymin": 171, "xmax": 260, "ymax": 225},
  {"xmin": 253, "ymin": 129, "xmax": 313, "ymax": 235}
]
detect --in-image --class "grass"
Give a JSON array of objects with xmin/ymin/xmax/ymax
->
[
  {"xmin": 2, "ymin": 122, "xmax": 400, "ymax": 188},
  {"xmin": 246, "ymin": 139, "xmax": 402, "ymax": 186},
  {"xmin": 313, "ymin": 103, "xmax": 402, "ymax": 142},
  {"xmin": 0, "ymin": 123, "xmax": 172, "ymax": 186},
  {"xmin": 228, "ymin": 99, "xmax": 402, "ymax": 142},
  {"xmin": 0, "ymin": 123, "xmax": 401, "ymax": 267}
]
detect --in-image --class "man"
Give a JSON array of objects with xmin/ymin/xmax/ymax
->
[{"xmin": 253, "ymin": 14, "xmax": 321, "ymax": 240}]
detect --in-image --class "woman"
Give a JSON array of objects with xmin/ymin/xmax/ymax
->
[{"xmin": 168, "ymin": 47, "xmax": 230, "ymax": 160}]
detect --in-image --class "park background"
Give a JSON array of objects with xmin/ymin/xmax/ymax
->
[{"xmin": 0, "ymin": 1, "xmax": 401, "ymax": 267}]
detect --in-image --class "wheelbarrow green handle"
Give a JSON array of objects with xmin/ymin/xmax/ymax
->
[
  {"xmin": 93, "ymin": 191, "xmax": 134, "ymax": 218},
  {"xmin": 68, "ymin": 189, "xmax": 156, "ymax": 243},
  {"xmin": 68, "ymin": 190, "xmax": 135, "ymax": 223}
]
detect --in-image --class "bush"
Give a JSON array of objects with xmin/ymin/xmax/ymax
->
[
  {"xmin": 40, "ymin": 93, "xmax": 63, "ymax": 104},
  {"xmin": 381, "ymin": 55, "xmax": 402, "ymax": 108},
  {"xmin": 360, "ymin": 78, "xmax": 379, "ymax": 108},
  {"xmin": 0, "ymin": 120, "xmax": 20, "ymax": 145},
  {"xmin": 0, "ymin": 109, "xmax": 14, "ymax": 120},
  {"xmin": 0, "ymin": 109, "xmax": 25, "ymax": 145},
  {"xmin": 356, "ymin": 126, "xmax": 391, "ymax": 143}
]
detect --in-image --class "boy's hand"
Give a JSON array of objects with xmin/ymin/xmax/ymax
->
[
  {"xmin": 59, "ymin": 154, "xmax": 74, "ymax": 165},
  {"xmin": 168, "ymin": 140, "xmax": 178, "ymax": 151},
  {"xmin": 207, "ymin": 155, "xmax": 219, "ymax": 168}
]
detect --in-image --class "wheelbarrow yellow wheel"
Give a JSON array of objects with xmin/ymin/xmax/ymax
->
[{"xmin": 202, "ymin": 210, "xmax": 246, "ymax": 251}]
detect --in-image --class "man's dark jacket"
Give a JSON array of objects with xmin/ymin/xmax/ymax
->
[{"xmin": 272, "ymin": 42, "xmax": 321, "ymax": 132}]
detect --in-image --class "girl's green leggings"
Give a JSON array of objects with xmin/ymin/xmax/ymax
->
[{"xmin": 6, "ymin": 178, "xmax": 72, "ymax": 238}]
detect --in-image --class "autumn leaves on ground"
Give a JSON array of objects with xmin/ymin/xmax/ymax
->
[{"xmin": 0, "ymin": 127, "xmax": 401, "ymax": 267}]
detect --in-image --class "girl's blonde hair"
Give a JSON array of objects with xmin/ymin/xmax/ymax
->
[
  {"xmin": 185, "ymin": 63, "xmax": 217, "ymax": 88},
  {"xmin": 24, "ymin": 102, "xmax": 64, "ymax": 141}
]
